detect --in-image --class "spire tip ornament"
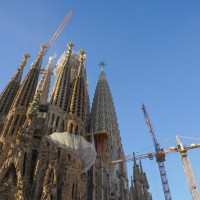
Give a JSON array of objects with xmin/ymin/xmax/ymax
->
[
  {"xmin": 67, "ymin": 42, "xmax": 74, "ymax": 55},
  {"xmin": 24, "ymin": 53, "xmax": 31, "ymax": 60},
  {"xmin": 79, "ymin": 49, "xmax": 86, "ymax": 62},
  {"xmin": 68, "ymin": 42, "xmax": 74, "ymax": 48},
  {"xmin": 48, "ymin": 54, "xmax": 56, "ymax": 65},
  {"xmin": 19, "ymin": 53, "xmax": 30, "ymax": 70},
  {"xmin": 99, "ymin": 61, "xmax": 106, "ymax": 71},
  {"xmin": 38, "ymin": 44, "xmax": 47, "ymax": 59}
]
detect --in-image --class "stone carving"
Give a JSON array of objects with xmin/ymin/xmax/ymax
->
[
  {"xmin": 38, "ymin": 44, "xmax": 47, "ymax": 59},
  {"xmin": 19, "ymin": 53, "xmax": 30, "ymax": 69}
]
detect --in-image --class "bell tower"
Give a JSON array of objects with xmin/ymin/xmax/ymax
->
[
  {"xmin": 0, "ymin": 53, "xmax": 30, "ymax": 133},
  {"xmin": 0, "ymin": 44, "xmax": 47, "ymax": 166},
  {"xmin": 44, "ymin": 42, "xmax": 74, "ymax": 135},
  {"xmin": 66, "ymin": 49, "xmax": 87, "ymax": 136}
]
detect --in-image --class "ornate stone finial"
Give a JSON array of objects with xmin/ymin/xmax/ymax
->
[
  {"xmin": 67, "ymin": 42, "xmax": 74, "ymax": 55},
  {"xmin": 26, "ymin": 91, "xmax": 41, "ymax": 120},
  {"xmin": 19, "ymin": 53, "xmax": 30, "ymax": 70},
  {"xmin": 48, "ymin": 55, "xmax": 55, "ymax": 65},
  {"xmin": 46, "ymin": 55, "xmax": 56, "ymax": 71},
  {"xmin": 38, "ymin": 44, "xmax": 47, "ymax": 59},
  {"xmin": 24, "ymin": 53, "xmax": 31, "ymax": 60},
  {"xmin": 98, "ymin": 61, "xmax": 106, "ymax": 71},
  {"xmin": 79, "ymin": 49, "xmax": 86, "ymax": 62},
  {"xmin": 68, "ymin": 42, "xmax": 74, "ymax": 49}
]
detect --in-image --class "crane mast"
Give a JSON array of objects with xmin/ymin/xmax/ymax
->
[
  {"xmin": 47, "ymin": 9, "xmax": 74, "ymax": 48},
  {"xmin": 39, "ymin": 9, "xmax": 74, "ymax": 74},
  {"xmin": 142, "ymin": 104, "xmax": 172, "ymax": 200},
  {"xmin": 176, "ymin": 136, "xmax": 200, "ymax": 200}
]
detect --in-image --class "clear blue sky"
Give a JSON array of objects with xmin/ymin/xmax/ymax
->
[{"xmin": 1, "ymin": 1, "xmax": 200, "ymax": 199}]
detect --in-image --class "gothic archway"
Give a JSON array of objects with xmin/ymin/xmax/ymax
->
[{"xmin": 0, "ymin": 163, "xmax": 19, "ymax": 199}]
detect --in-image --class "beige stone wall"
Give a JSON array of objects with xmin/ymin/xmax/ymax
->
[{"xmin": 34, "ymin": 137, "xmax": 86, "ymax": 200}]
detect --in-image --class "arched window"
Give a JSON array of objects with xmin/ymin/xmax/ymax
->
[
  {"xmin": 51, "ymin": 114, "xmax": 55, "ymax": 126},
  {"xmin": 69, "ymin": 123, "xmax": 73, "ymax": 133},
  {"xmin": 68, "ymin": 154, "xmax": 71, "ymax": 160},
  {"xmin": 14, "ymin": 115, "xmax": 20, "ymax": 126},
  {"xmin": 0, "ymin": 123, "xmax": 3, "ymax": 133},
  {"xmin": 4, "ymin": 116, "xmax": 13, "ymax": 136},
  {"xmin": 49, "ymin": 170, "xmax": 53, "ymax": 179},
  {"xmin": 72, "ymin": 182, "xmax": 75, "ymax": 199},
  {"xmin": 75, "ymin": 126, "xmax": 78, "ymax": 135},
  {"xmin": 23, "ymin": 152, "xmax": 27, "ymax": 177},
  {"xmin": 57, "ymin": 174, "xmax": 62, "ymax": 199},
  {"xmin": 56, "ymin": 116, "xmax": 59, "ymax": 127},
  {"xmin": 60, "ymin": 120, "xmax": 64, "ymax": 132},
  {"xmin": 30, "ymin": 149, "xmax": 38, "ymax": 185},
  {"xmin": 1, "ymin": 163, "xmax": 17, "ymax": 186},
  {"xmin": 58, "ymin": 148, "xmax": 60, "ymax": 159}
]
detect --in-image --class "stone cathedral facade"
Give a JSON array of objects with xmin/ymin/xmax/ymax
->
[{"xmin": 0, "ymin": 42, "xmax": 134, "ymax": 200}]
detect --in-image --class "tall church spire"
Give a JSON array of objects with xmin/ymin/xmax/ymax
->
[
  {"xmin": 0, "ymin": 44, "xmax": 47, "ymax": 139},
  {"xmin": 50, "ymin": 42, "xmax": 73, "ymax": 110},
  {"xmin": 0, "ymin": 53, "xmax": 30, "ymax": 132},
  {"xmin": 133, "ymin": 153, "xmax": 140, "ymax": 179},
  {"xmin": 139, "ymin": 160, "xmax": 150, "ymax": 200},
  {"xmin": 44, "ymin": 42, "xmax": 75, "ymax": 134},
  {"xmin": 90, "ymin": 64, "xmax": 128, "ymax": 199},
  {"xmin": 66, "ymin": 50, "xmax": 87, "ymax": 135},
  {"xmin": 90, "ymin": 64, "xmax": 120, "ymax": 149},
  {"xmin": 37, "ymin": 55, "xmax": 55, "ymax": 105}
]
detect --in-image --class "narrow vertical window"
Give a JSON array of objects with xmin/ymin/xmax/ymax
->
[
  {"xmin": 69, "ymin": 123, "xmax": 73, "ymax": 133},
  {"xmin": 75, "ymin": 126, "xmax": 78, "ymax": 135},
  {"xmin": 30, "ymin": 149, "xmax": 38, "ymax": 185},
  {"xmin": 23, "ymin": 152, "xmax": 27, "ymax": 177}
]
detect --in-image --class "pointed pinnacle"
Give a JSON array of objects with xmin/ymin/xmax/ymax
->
[
  {"xmin": 79, "ymin": 50, "xmax": 86, "ymax": 62},
  {"xmin": 19, "ymin": 53, "xmax": 30, "ymax": 70},
  {"xmin": 139, "ymin": 160, "xmax": 143, "ymax": 172},
  {"xmin": 133, "ymin": 152, "xmax": 137, "ymax": 166},
  {"xmin": 68, "ymin": 42, "xmax": 74, "ymax": 49},
  {"xmin": 67, "ymin": 42, "xmax": 74, "ymax": 55},
  {"xmin": 48, "ymin": 55, "xmax": 56, "ymax": 66},
  {"xmin": 38, "ymin": 44, "xmax": 47, "ymax": 59}
]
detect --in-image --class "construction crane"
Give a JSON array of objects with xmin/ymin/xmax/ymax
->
[
  {"xmin": 141, "ymin": 104, "xmax": 172, "ymax": 200},
  {"xmin": 39, "ymin": 8, "xmax": 74, "ymax": 73},
  {"xmin": 110, "ymin": 136, "xmax": 200, "ymax": 200},
  {"xmin": 47, "ymin": 8, "xmax": 74, "ymax": 48},
  {"xmin": 176, "ymin": 136, "xmax": 200, "ymax": 200}
]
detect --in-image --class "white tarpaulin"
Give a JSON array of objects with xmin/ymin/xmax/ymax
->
[
  {"xmin": 53, "ymin": 51, "xmax": 67, "ymax": 77},
  {"xmin": 47, "ymin": 132, "xmax": 96, "ymax": 173}
]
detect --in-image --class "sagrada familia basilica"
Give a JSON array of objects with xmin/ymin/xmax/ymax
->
[{"xmin": 0, "ymin": 36, "xmax": 152, "ymax": 199}]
